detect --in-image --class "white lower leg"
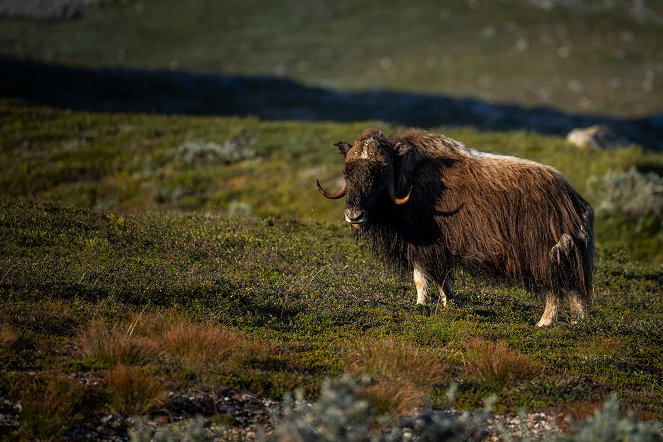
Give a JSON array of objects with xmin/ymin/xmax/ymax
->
[
  {"xmin": 414, "ymin": 267, "xmax": 429, "ymax": 305},
  {"xmin": 537, "ymin": 293, "xmax": 560, "ymax": 327}
]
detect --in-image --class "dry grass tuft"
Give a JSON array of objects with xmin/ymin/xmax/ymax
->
[
  {"xmin": 76, "ymin": 319, "xmax": 156, "ymax": 366},
  {"xmin": 105, "ymin": 364, "xmax": 165, "ymax": 415},
  {"xmin": 20, "ymin": 373, "xmax": 84, "ymax": 439},
  {"xmin": 78, "ymin": 312, "xmax": 268, "ymax": 380},
  {"xmin": 160, "ymin": 320, "xmax": 244, "ymax": 373},
  {"xmin": 462, "ymin": 338, "xmax": 541, "ymax": 389},
  {"xmin": 0, "ymin": 325, "xmax": 19, "ymax": 349},
  {"xmin": 345, "ymin": 337, "xmax": 448, "ymax": 414},
  {"xmin": 126, "ymin": 308, "xmax": 182, "ymax": 338}
]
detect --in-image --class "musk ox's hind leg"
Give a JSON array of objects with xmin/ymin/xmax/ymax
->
[
  {"xmin": 545, "ymin": 227, "xmax": 593, "ymax": 326},
  {"xmin": 537, "ymin": 292, "xmax": 561, "ymax": 327}
]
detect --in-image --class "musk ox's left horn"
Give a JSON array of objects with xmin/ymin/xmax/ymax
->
[
  {"xmin": 387, "ymin": 164, "xmax": 411, "ymax": 205},
  {"xmin": 390, "ymin": 184, "xmax": 412, "ymax": 205},
  {"xmin": 317, "ymin": 179, "xmax": 347, "ymax": 199}
]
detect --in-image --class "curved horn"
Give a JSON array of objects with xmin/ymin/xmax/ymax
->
[
  {"xmin": 317, "ymin": 178, "xmax": 347, "ymax": 199},
  {"xmin": 387, "ymin": 163, "xmax": 411, "ymax": 205},
  {"xmin": 390, "ymin": 184, "xmax": 412, "ymax": 205}
]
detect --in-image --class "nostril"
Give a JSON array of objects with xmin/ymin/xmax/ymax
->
[{"xmin": 344, "ymin": 208, "xmax": 365, "ymax": 223}]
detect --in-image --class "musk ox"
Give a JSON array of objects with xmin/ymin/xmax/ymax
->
[{"xmin": 317, "ymin": 128, "xmax": 594, "ymax": 327}]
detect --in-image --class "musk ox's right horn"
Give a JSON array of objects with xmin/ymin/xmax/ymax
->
[{"xmin": 317, "ymin": 179, "xmax": 347, "ymax": 199}]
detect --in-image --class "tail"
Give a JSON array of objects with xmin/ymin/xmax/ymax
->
[{"xmin": 549, "ymin": 205, "xmax": 594, "ymax": 303}]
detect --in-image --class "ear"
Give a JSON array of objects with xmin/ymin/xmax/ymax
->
[
  {"xmin": 393, "ymin": 141, "xmax": 411, "ymax": 157},
  {"xmin": 334, "ymin": 141, "xmax": 352, "ymax": 156}
]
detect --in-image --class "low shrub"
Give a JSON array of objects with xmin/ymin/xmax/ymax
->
[
  {"xmin": 129, "ymin": 417, "xmax": 226, "ymax": 442},
  {"xmin": 0, "ymin": 325, "xmax": 19, "ymax": 349},
  {"xmin": 557, "ymin": 393, "xmax": 662, "ymax": 442},
  {"xmin": 174, "ymin": 137, "xmax": 256, "ymax": 167},
  {"xmin": 267, "ymin": 377, "xmax": 485, "ymax": 442},
  {"xmin": 266, "ymin": 376, "xmax": 387, "ymax": 442},
  {"xmin": 462, "ymin": 338, "xmax": 541, "ymax": 390},
  {"xmin": 588, "ymin": 167, "xmax": 663, "ymax": 231}
]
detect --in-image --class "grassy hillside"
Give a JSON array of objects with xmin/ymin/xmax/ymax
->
[
  {"xmin": 2, "ymin": 100, "xmax": 662, "ymax": 263},
  {"xmin": 1, "ymin": 0, "xmax": 662, "ymax": 117},
  {"xmin": 0, "ymin": 196, "xmax": 662, "ymax": 439}
]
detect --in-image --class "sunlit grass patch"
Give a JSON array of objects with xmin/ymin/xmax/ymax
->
[
  {"xmin": 76, "ymin": 318, "xmax": 157, "ymax": 367},
  {"xmin": 105, "ymin": 364, "xmax": 165, "ymax": 415},
  {"xmin": 462, "ymin": 338, "xmax": 541, "ymax": 390},
  {"xmin": 344, "ymin": 337, "xmax": 449, "ymax": 414},
  {"xmin": 159, "ymin": 320, "xmax": 245, "ymax": 374}
]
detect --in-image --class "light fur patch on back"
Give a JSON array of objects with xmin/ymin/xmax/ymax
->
[
  {"xmin": 456, "ymin": 143, "xmax": 542, "ymax": 167},
  {"xmin": 461, "ymin": 145, "xmax": 515, "ymax": 160}
]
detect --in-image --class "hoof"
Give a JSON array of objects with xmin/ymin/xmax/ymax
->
[{"xmin": 536, "ymin": 319, "xmax": 553, "ymax": 327}]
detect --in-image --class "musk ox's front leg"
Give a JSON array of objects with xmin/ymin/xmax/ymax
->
[
  {"xmin": 536, "ymin": 292, "xmax": 561, "ymax": 327},
  {"xmin": 413, "ymin": 267, "xmax": 430, "ymax": 305},
  {"xmin": 414, "ymin": 266, "xmax": 459, "ymax": 306}
]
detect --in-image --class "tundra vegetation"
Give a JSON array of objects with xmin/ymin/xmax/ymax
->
[
  {"xmin": 1, "ymin": 102, "xmax": 662, "ymax": 440},
  {"xmin": 1, "ymin": 0, "xmax": 663, "ymax": 439}
]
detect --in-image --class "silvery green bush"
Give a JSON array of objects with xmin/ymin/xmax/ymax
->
[
  {"xmin": 588, "ymin": 167, "xmax": 663, "ymax": 230},
  {"xmin": 558, "ymin": 393, "xmax": 662, "ymax": 442},
  {"xmin": 265, "ymin": 376, "xmax": 389, "ymax": 442},
  {"xmin": 268, "ymin": 378, "xmax": 662, "ymax": 442},
  {"xmin": 265, "ymin": 377, "xmax": 485, "ymax": 442},
  {"xmin": 129, "ymin": 417, "xmax": 224, "ymax": 442},
  {"xmin": 175, "ymin": 137, "xmax": 256, "ymax": 167}
]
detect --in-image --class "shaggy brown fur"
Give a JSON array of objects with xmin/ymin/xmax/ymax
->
[{"xmin": 318, "ymin": 128, "xmax": 594, "ymax": 326}]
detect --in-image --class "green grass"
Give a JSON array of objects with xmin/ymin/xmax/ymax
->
[
  {"xmin": 1, "ymin": 0, "xmax": 661, "ymax": 117},
  {"xmin": 0, "ymin": 100, "xmax": 661, "ymax": 436},
  {"xmin": 2, "ymin": 100, "xmax": 662, "ymax": 263},
  {"xmin": 0, "ymin": 191, "xmax": 662, "ymax": 437}
]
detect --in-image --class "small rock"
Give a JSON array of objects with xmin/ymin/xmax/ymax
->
[{"xmin": 566, "ymin": 124, "xmax": 624, "ymax": 150}]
